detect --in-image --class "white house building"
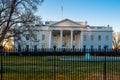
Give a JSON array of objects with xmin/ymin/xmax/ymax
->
[{"xmin": 14, "ymin": 19, "xmax": 113, "ymax": 50}]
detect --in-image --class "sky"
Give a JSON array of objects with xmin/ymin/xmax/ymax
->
[{"xmin": 36, "ymin": 0, "xmax": 120, "ymax": 32}]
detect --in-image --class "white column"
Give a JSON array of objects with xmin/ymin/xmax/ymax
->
[
  {"xmin": 70, "ymin": 30, "xmax": 73, "ymax": 48},
  {"xmin": 49, "ymin": 30, "xmax": 52, "ymax": 48},
  {"xmin": 78, "ymin": 32, "xmax": 80, "ymax": 48},
  {"xmin": 60, "ymin": 30, "xmax": 63, "ymax": 48},
  {"xmin": 80, "ymin": 31, "xmax": 83, "ymax": 49}
]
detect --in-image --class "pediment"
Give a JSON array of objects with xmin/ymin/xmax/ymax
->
[{"xmin": 51, "ymin": 19, "xmax": 82, "ymax": 28}]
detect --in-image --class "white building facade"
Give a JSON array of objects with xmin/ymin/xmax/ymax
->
[{"xmin": 14, "ymin": 19, "xmax": 113, "ymax": 50}]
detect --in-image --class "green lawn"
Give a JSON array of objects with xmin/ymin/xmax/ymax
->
[{"xmin": 1, "ymin": 56, "xmax": 120, "ymax": 80}]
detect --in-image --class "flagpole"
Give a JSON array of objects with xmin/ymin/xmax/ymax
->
[{"xmin": 61, "ymin": 6, "xmax": 63, "ymax": 19}]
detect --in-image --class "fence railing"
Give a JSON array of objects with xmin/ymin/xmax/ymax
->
[
  {"xmin": 1, "ymin": 48, "xmax": 120, "ymax": 80},
  {"xmin": 2, "ymin": 48, "xmax": 120, "ymax": 56}
]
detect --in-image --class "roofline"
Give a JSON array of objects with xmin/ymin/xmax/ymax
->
[{"xmin": 50, "ymin": 18, "xmax": 80, "ymax": 26}]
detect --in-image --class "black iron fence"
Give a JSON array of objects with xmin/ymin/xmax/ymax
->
[
  {"xmin": 2, "ymin": 48, "xmax": 120, "ymax": 56},
  {"xmin": 0, "ymin": 48, "xmax": 120, "ymax": 80}
]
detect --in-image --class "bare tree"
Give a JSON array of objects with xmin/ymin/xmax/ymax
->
[
  {"xmin": 0, "ymin": 0, "xmax": 44, "ymax": 46},
  {"xmin": 112, "ymin": 32, "xmax": 120, "ymax": 49}
]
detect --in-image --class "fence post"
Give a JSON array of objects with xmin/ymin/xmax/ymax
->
[
  {"xmin": 0, "ymin": 45, "xmax": 3, "ymax": 80},
  {"xmin": 103, "ymin": 46, "xmax": 107, "ymax": 80}
]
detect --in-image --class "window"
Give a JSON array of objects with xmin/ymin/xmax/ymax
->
[
  {"xmin": 26, "ymin": 45, "xmax": 29, "ymax": 52},
  {"xmin": 107, "ymin": 45, "xmax": 109, "ymax": 49},
  {"xmin": 83, "ymin": 35, "xmax": 86, "ymax": 41},
  {"xmin": 42, "ymin": 44, "xmax": 45, "ymax": 48},
  {"xmin": 34, "ymin": 45, "xmax": 37, "ymax": 52},
  {"xmin": 91, "ymin": 45, "xmax": 94, "ymax": 49},
  {"xmin": 104, "ymin": 45, "xmax": 109, "ymax": 49},
  {"xmin": 26, "ymin": 34, "xmax": 29, "ymax": 40},
  {"xmin": 16, "ymin": 35, "xmax": 21, "ymax": 40},
  {"xmin": 18, "ymin": 43, "xmax": 21, "ymax": 51},
  {"xmin": 90, "ymin": 35, "xmax": 94, "ymax": 41},
  {"xmin": 83, "ymin": 45, "xmax": 86, "ymax": 51},
  {"xmin": 106, "ymin": 35, "xmax": 109, "ymax": 41},
  {"xmin": 98, "ymin": 35, "xmax": 101, "ymax": 41},
  {"xmin": 98, "ymin": 45, "xmax": 101, "ymax": 50},
  {"xmin": 83, "ymin": 45, "xmax": 86, "ymax": 49},
  {"xmin": 73, "ymin": 34, "xmax": 75, "ymax": 41},
  {"xmin": 42, "ymin": 34, "xmax": 45, "ymax": 40},
  {"xmin": 33, "ymin": 34, "xmax": 37, "ymax": 40}
]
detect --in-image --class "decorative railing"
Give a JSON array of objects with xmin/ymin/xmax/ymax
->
[
  {"xmin": 85, "ymin": 27, "xmax": 112, "ymax": 31},
  {"xmin": 1, "ymin": 48, "xmax": 120, "ymax": 56}
]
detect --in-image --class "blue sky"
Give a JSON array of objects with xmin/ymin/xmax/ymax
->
[{"xmin": 36, "ymin": 0, "xmax": 120, "ymax": 32}]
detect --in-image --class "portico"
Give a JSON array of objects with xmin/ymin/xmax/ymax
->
[
  {"xmin": 48, "ymin": 19, "xmax": 84, "ymax": 49},
  {"xmin": 49, "ymin": 29, "xmax": 82, "ymax": 49}
]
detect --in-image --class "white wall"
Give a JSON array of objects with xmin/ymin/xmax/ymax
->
[
  {"xmin": 14, "ymin": 25, "xmax": 113, "ymax": 50},
  {"xmin": 82, "ymin": 31, "xmax": 112, "ymax": 49}
]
